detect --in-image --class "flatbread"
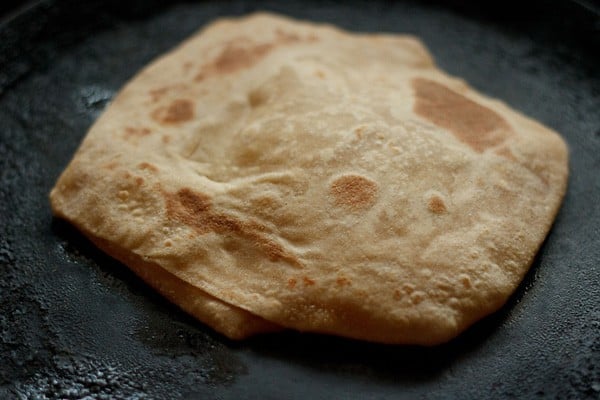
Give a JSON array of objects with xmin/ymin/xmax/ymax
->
[
  {"xmin": 50, "ymin": 13, "xmax": 568, "ymax": 345},
  {"xmin": 89, "ymin": 235, "xmax": 282, "ymax": 339}
]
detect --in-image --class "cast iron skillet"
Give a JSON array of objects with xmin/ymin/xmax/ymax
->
[{"xmin": 1, "ymin": 1, "xmax": 598, "ymax": 399}]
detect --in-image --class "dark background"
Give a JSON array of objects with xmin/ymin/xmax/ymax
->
[{"xmin": 1, "ymin": 1, "xmax": 599, "ymax": 399}]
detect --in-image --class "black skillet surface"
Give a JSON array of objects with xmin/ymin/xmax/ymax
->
[{"xmin": 1, "ymin": 0, "xmax": 599, "ymax": 398}]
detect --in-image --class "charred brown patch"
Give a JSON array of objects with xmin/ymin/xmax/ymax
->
[
  {"xmin": 303, "ymin": 276, "xmax": 315, "ymax": 286},
  {"xmin": 148, "ymin": 84, "xmax": 186, "ymax": 102},
  {"xmin": 149, "ymin": 87, "xmax": 170, "ymax": 102},
  {"xmin": 102, "ymin": 161, "xmax": 119, "ymax": 170},
  {"xmin": 194, "ymin": 42, "xmax": 273, "ymax": 81},
  {"xmin": 164, "ymin": 188, "xmax": 302, "ymax": 268},
  {"xmin": 494, "ymin": 146, "xmax": 517, "ymax": 161},
  {"xmin": 330, "ymin": 174, "xmax": 378, "ymax": 211},
  {"xmin": 306, "ymin": 33, "xmax": 319, "ymax": 42},
  {"xmin": 459, "ymin": 275, "xmax": 472, "ymax": 289},
  {"xmin": 248, "ymin": 88, "xmax": 269, "ymax": 108},
  {"xmin": 427, "ymin": 195, "xmax": 447, "ymax": 214},
  {"xmin": 412, "ymin": 78, "xmax": 513, "ymax": 153},
  {"xmin": 336, "ymin": 277, "xmax": 351, "ymax": 286},
  {"xmin": 152, "ymin": 99, "xmax": 195, "ymax": 124},
  {"xmin": 275, "ymin": 28, "xmax": 301, "ymax": 42},
  {"xmin": 217, "ymin": 43, "xmax": 273, "ymax": 73},
  {"xmin": 194, "ymin": 33, "xmax": 306, "ymax": 81},
  {"xmin": 124, "ymin": 126, "xmax": 151, "ymax": 139},
  {"xmin": 138, "ymin": 162, "xmax": 159, "ymax": 173},
  {"xmin": 354, "ymin": 126, "xmax": 366, "ymax": 139}
]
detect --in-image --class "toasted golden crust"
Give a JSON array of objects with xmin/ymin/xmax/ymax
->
[{"xmin": 50, "ymin": 13, "xmax": 568, "ymax": 344}]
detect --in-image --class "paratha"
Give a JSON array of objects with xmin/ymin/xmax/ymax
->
[{"xmin": 50, "ymin": 13, "xmax": 568, "ymax": 345}]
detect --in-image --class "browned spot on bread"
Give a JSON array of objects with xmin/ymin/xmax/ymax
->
[
  {"xmin": 135, "ymin": 177, "xmax": 144, "ymax": 186},
  {"xmin": 148, "ymin": 84, "xmax": 186, "ymax": 102},
  {"xmin": 102, "ymin": 161, "xmax": 119, "ymax": 170},
  {"xmin": 427, "ymin": 195, "xmax": 447, "ymax": 214},
  {"xmin": 402, "ymin": 283, "xmax": 415, "ymax": 294},
  {"xmin": 460, "ymin": 275, "xmax": 472, "ymax": 289},
  {"xmin": 149, "ymin": 87, "xmax": 169, "ymax": 102},
  {"xmin": 165, "ymin": 188, "xmax": 302, "ymax": 267},
  {"xmin": 138, "ymin": 162, "xmax": 159, "ymax": 172},
  {"xmin": 194, "ymin": 42, "xmax": 273, "ymax": 81},
  {"xmin": 314, "ymin": 69, "xmax": 325, "ymax": 79},
  {"xmin": 117, "ymin": 190, "xmax": 129, "ymax": 201},
  {"xmin": 248, "ymin": 88, "xmax": 268, "ymax": 108},
  {"xmin": 412, "ymin": 78, "xmax": 513, "ymax": 153},
  {"xmin": 162, "ymin": 135, "xmax": 171, "ymax": 144},
  {"xmin": 194, "ymin": 34, "xmax": 305, "ymax": 81},
  {"xmin": 330, "ymin": 175, "xmax": 378, "ymax": 211},
  {"xmin": 303, "ymin": 276, "xmax": 315, "ymax": 286},
  {"xmin": 410, "ymin": 292, "xmax": 424, "ymax": 304},
  {"xmin": 124, "ymin": 126, "xmax": 151, "ymax": 139},
  {"xmin": 275, "ymin": 28, "xmax": 301, "ymax": 42},
  {"xmin": 288, "ymin": 278, "xmax": 297, "ymax": 288},
  {"xmin": 393, "ymin": 289, "xmax": 402, "ymax": 300},
  {"xmin": 174, "ymin": 187, "xmax": 211, "ymax": 214},
  {"xmin": 164, "ymin": 188, "xmax": 212, "ymax": 234},
  {"xmin": 336, "ymin": 277, "xmax": 351, "ymax": 286},
  {"xmin": 216, "ymin": 43, "xmax": 273, "ymax": 73},
  {"xmin": 354, "ymin": 126, "xmax": 365, "ymax": 139},
  {"xmin": 152, "ymin": 99, "xmax": 195, "ymax": 124},
  {"xmin": 495, "ymin": 146, "xmax": 517, "ymax": 161}
]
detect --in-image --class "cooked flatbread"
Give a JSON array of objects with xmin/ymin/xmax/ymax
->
[
  {"xmin": 89, "ymin": 235, "xmax": 282, "ymax": 339},
  {"xmin": 50, "ymin": 13, "xmax": 568, "ymax": 345}
]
